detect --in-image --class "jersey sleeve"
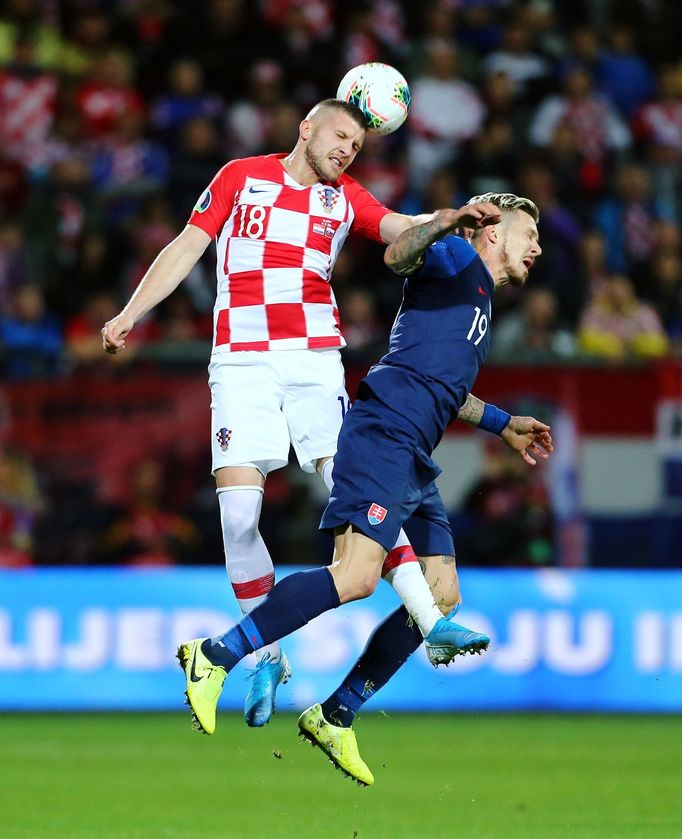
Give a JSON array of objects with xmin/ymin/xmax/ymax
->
[
  {"xmin": 187, "ymin": 160, "xmax": 240, "ymax": 238},
  {"xmin": 417, "ymin": 235, "xmax": 478, "ymax": 279},
  {"xmin": 342, "ymin": 176, "xmax": 393, "ymax": 242}
]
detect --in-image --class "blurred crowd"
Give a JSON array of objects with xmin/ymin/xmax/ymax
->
[{"xmin": 2, "ymin": 0, "xmax": 682, "ymax": 567}]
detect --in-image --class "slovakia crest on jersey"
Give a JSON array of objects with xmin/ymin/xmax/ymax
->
[
  {"xmin": 367, "ymin": 503, "xmax": 387, "ymax": 526},
  {"xmin": 318, "ymin": 186, "xmax": 340, "ymax": 213}
]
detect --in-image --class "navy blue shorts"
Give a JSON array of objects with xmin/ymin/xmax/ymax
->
[{"xmin": 320, "ymin": 392, "xmax": 455, "ymax": 556}]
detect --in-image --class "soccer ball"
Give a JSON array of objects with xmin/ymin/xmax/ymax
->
[{"xmin": 336, "ymin": 63, "xmax": 411, "ymax": 136}]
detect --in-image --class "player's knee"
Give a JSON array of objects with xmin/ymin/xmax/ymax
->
[
  {"xmin": 220, "ymin": 504, "xmax": 260, "ymax": 546},
  {"xmin": 336, "ymin": 570, "xmax": 380, "ymax": 602}
]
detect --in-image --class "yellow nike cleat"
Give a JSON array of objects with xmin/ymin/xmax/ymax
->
[
  {"xmin": 297, "ymin": 704, "xmax": 374, "ymax": 786},
  {"xmin": 176, "ymin": 638, "xmax": 227, "ymax": 735}
]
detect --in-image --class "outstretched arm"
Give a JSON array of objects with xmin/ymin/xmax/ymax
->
[
  {"xmin": 102, "ymin": 224, "xmax": 211, "ymax": 354},
  {"xmin": 383, "ymin": 203, "xmax": 501, "ymax": 275},
  {"xmin": 458, "ymin": 393, "xmax": 553, "ymax": 466}
]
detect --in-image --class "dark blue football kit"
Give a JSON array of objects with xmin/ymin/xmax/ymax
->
[{"xmin": 321, "ymin": 234, "xmax": 494, "ymax": 554}]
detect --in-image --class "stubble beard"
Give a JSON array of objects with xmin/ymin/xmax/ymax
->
[
  {"xmin": 500, "ymin": 239, "xmax": 526, "ymax": 288},
  {"xmin": 304, "ymin": 140, "xmax": 336, "ymax": 183}
]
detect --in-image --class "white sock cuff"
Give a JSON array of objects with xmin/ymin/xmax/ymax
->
[{"xmin": 216, "ymin": 485, "xmax": 264, "ymax": 495}]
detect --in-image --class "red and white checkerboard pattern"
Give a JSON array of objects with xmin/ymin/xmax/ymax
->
[{"xmin": 188, "ymin": 154, "xmax": 391, "ymax": 352}]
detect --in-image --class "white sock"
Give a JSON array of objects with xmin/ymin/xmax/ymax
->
[
  {"xmin": 320, "ymin": 458, "xmax": 335, "ymax": 492},
  {"xmin": 217, "ymin": 485, "xmax": 280, "ymax": 662},
  {"xmin": 382, "ymin": 530, "xmax": 443, "ymax": 637}
]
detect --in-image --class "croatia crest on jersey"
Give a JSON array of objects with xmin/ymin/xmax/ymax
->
[
  {"xmin": 216, "ymin": 427, "xmax": 232, "ymax": 451},
  {"xmin": 318, "ymin": 186, "xmax": 340, "ymax": 213},
  {"xmin": 367, "ymin": 503, "xmax": 387, "ymax": 526}
]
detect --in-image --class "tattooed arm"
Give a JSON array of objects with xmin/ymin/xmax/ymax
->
[
  {"xmin": 383, "ymin": 202, "xmax": 502, "ymax": 275},
  {"xmin": 456, "ymin": 393, "xmax": 486, "ymax": 426},
  {"xmin": 458, "ymin": 393, "xmax": 555, "ymax": 467}
]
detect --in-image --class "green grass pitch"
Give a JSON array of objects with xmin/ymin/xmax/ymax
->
[{"xmin": 1, "ymin": 713, "xmax": 681, "ymax": 839}]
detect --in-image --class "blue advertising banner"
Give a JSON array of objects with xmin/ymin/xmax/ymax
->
[{"xmin": 0, "ymin": 568, "xmax": 681, "ymax": 711}]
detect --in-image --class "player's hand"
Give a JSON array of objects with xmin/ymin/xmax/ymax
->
[
  {"xmin": 500, "ymin": 416, "xmax": 553, "ymax": 466},
  {"xmin": 101, "ymin": 313, "xmax": 134, "ymax": 354},
  {"xmin": 452, "ymin": 202, "xmax": 502, "ymax": 232}
]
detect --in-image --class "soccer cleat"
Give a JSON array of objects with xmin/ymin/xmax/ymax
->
[
  {"xmin": 244, "ymin": 652, "xmax": 292, "ymax": 728},
  {"xmin": 176, "ymin": 638, "xmax": 227, "ymax": 735},
  {"xmin": 298, "ymin": 703, "xmax": 374, "ymax": 787},
  {"xmin": 424, "ymin": 617, "xmax": 490, "ymax": 666}
]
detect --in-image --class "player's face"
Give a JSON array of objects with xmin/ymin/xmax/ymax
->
[
  {"xmin": 499, "ymin": 211, "xmax": 542, "ymax": 287},
  {"xmin": 304, "ymin": 111, "xmax": 365, "ymax": 183}
]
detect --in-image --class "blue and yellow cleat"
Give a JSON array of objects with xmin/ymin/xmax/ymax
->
[
  {"xmin": 424, "ymin": 617, "xmax": 490, "ymax": 666},
  {"xmin": 298, "ymin": 704, "xmax": 374, "ymax": 786},
  {"xmin": 244, "ymin": 652, "xmax": 292, "ymax": 727}
]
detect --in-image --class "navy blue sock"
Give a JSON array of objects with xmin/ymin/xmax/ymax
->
[
  {"xmin": 320, "ymin": 605, "xmax": 423, "ymax": 727},
  {"xmin": 204, "ymin": 568, "xmax": 340, "ymax": 670}
]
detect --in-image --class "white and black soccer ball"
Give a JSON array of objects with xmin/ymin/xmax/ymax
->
[{"xmin": 336, "ymin": 62, "xmax": 411, "ymax": 136}]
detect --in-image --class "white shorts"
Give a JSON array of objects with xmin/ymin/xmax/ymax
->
[{"xmin": 209, "ymin": 349, "xmax": 349, "ymax": 475}]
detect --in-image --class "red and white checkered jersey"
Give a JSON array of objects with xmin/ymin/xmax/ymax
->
[{"xmin": 188, "ymin": 153, "xmax": 392, "ymax": 352}]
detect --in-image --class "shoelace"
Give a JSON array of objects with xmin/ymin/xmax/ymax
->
[{"xmin": 245, "ymin": 652, "xmax": 281, "ymax": 681}]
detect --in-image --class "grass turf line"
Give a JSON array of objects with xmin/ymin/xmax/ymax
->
[{"xmin": 1, "ymin": 713, "xmax": 681, "ymax": 839}]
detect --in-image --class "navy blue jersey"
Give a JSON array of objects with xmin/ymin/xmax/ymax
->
[{"xmin": 364, "ymin": 235, "xmax": 493, "ymax": 451}]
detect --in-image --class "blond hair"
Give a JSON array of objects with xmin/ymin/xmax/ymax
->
[{"xmin": 467, "ymin": 192, "xmax": 540, "ymax": 223}]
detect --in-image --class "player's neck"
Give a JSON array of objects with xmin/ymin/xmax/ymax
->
[
  {"xmin": 473, "ymin": 244, "xmax": 506, "ymax": 287},
  {"xmin": 280, "ymin": 148, "xmax": 320, "ymax": 187}
]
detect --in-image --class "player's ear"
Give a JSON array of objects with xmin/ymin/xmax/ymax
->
[
  {"xmin": 485, "ymin": 224, "xmax": 498, "ymax": 245},
  {"xmin": 300, "ymin": 119, "xmax": 312, "ymax": 140}
]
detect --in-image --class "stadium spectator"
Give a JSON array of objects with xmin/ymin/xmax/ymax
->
[
  {"xmin": 459, "ymin": 441, "xmax": 554, "ymax": 567},
  {"xmin": 263, "ymin": 0, "xmax": 338, "ymax": 105},
  {"xmin": 0, "ymin": 221, "xmax": 28, "ymax": 316},
  {"xmin": 58, "ymin": 8, "xmax": 116, "ymax": 79},
  {"xmin": 101, "ymin": 456, "xmax": 199, "ymax": 566},
  {"xmin": 0, "ymin": 282, "xmax": 62, "ymax": 379},
  {"xmin": 577, "ymin": 273, "xmax": 669, "ymax": 360},
  {"xmin": 407, "ymin": 2, "xmax": 476, "ymax": 82},
  {"xmin": 529, "ymin": 64, "xmax": 631, "ymax": 164},
  {"xmin": 263, "ymin": 101, "xmax": 306, "ymax": 154},
  {"xmin": 64, "ymin": 289, "xmax": 130, "ymax": 370},
  {"xmin": 633, "ymin": 63, "xmax": 682, "ymax": 221},
  {"xmin": 168, "ymin": 116, "xmax": 225, "ymax": 218},
  {"xmin": 458, "ymin": 115, "xmax": 519, "ymax": 197},
  {"xmin": 0, "ymin": 0, "xmax": 64, "ymax": 70},
  {"xmin": 338, "ymin": 286, "xmax": 385, "ymax": 363},
  {"xmin": 90, "ymin": 111, "xmax": 169, "ymax": 227},
  {"xmin": 594, "ymin": 164, "xmax": 670, "ymax": 287},
  {"xmin": 74, "ymin": 47, "xmax": 144, "ymax": 140},
  {"xmin": 184, "ymin": 0, "xmax": 271, "ymax": 102},
  {"xmin": 0, "ymin": 36, "xmax": 58, "ymax": 170},
  {"xmin": 21, "ymin": 156, "xmax": 99, "ymax": 310},
  {"xmin": 648, "ymin": 251, "xmax": 682, "ymax": 346},
  {"xmin": 150, "ymin": 58, "xmax": 223, "ymax": 151},
  {"xmin": 0, "ymin": 443, "xmax": 44, "ymax": 567},
  {"xmin": 481, "ymin": 19, "xmax": 552, "ymax": 104},
  {"xmin": 225, "ymin": 60, "xmax": 286, "ymax": 158},
  {"xmin": 491, "ymin": 286, "xmax": 575, "ymax": 361},
  {"xmin": 595, "ymin": 26, "xmax": 655, "ymax": 120},
  {"xmin": 480, "ymin": 70, "xmax": 532, "ymax": 147},
  {"xmin": 407, "ymin": 40, "xmax": 486, "ymax": 187},
  {"xmin": 516, "ymin": 162, "xmax": 582, "ymax": 318}
]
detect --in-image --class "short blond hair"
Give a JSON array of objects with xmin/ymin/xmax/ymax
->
[{"xmin": 467, "ymin": 192, "xmax": 540, "ymax": 223}]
